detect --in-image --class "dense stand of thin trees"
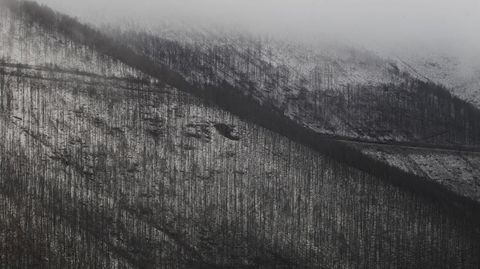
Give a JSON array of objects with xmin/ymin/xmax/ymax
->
[
  {"xmin": 113, "ymin": 30, "xmax": 480, "ymax": 147},
  {"xmin": 0, "ymin": 62, "xmax": 479, "ymax": 268},
  {"xmin": 0, "ymin": 1, "xmax": 480, "ymax": 268},
  {"xmin": 6, "ymin": 0, "xmax": 480, "ymax": 148}
]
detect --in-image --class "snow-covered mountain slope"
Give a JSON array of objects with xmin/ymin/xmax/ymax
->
[
  {"xmin": 110, "ymin": 29, "xmax": 480, "ymax": 148},
  {"xmin": 0, "ymin": 4, "xmax": 141, "ymax": 79},
  {"xmin": 392, "ymin": 49, "xmax": 480, "ymax": 108},
  {"xmin": 7, "ymin": 0, "xmax": 480, "ymax": 204},
  {"xmin": 98, "ymin": 27, "xmax": 480, "ymax": 204},
  {"xmin": 356, "ymin": 144, "xmax": 480, "ymax": 202},
  {"xmin": 0, "ymin": 1, "xmax": 479, "ymax": 268},
  {"xmin": 2, "ymin": 63, "xmax": 479, "ymax": 268}
]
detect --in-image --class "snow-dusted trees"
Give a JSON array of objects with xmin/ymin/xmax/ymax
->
[
  {"xmin": 0, "ymin": 1, "xmax": 479, "ymax": 268},
  {"xmin": 108, "ymin": 29, "xmax": 480, "ymax": 150},
  {"xmin": 0, "ymin": 63, "xmax": 479, "ymax": 268}
]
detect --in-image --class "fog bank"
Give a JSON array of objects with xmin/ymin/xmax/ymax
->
[{"xmin": 34, "ymin": 0, "xmax": 480, "ymax": 57}]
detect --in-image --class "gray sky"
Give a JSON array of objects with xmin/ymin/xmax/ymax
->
[{"xmin": 35, "ymin": 0, "xmax": 480, "ymax": 55}]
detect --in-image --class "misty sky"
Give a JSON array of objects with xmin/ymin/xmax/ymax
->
[{"xmin": 35, "ymin": 0, "xmax": 480, "ymax": 55}]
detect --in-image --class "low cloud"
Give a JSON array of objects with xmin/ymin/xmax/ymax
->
[{"xmin": 35, "ymin": 0, "xmax": 480, "ymax": 57}]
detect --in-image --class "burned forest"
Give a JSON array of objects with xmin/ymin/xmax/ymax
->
[{"xmin": 0, "ymin": 0, "xmax": 479, "ymax": 268}]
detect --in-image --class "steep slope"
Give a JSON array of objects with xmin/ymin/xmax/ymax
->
[
  {"xmin": 1, "ymin": 1, "xmax": 480, "ymax": 268},
  {"xmin": 391, "ymin": 47, "xmax": 480, "ymax": 108},
  {"xmin": 100, "ymin": 27, "xmax": 480, "ymax": 203},
  {"xmin": 2, "ymin": 64, "xmax": 479, "ymax": 268},
  {"xmin": 0, "ymin": 3, "xmax": 140, "ymax": 78},
  {"xmin": 110, "ymin": 30, "xmax": 480, "ymax": 147}
]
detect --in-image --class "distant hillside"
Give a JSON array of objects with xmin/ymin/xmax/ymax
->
[
  {"xmin": 100, "ymin": 27, "xmax": 480, "ymax": 203},
  {"xmin": 392, "ymin": 48, "xmax": 480, "ymax": 109},
  {"xmin": 109, "ymin": 30, "xmax": 480, "ymax": 147}
]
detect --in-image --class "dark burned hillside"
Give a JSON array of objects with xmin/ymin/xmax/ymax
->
[
  {"xmin": 4, "ymin": 0, "xmax": 480, "ymax": 203},
  {"xmin": 111, "ymin": 31, "xmax": 480, "ymax": 147},
  {"xmin": 0, "ymin": 0, "xmax": 480, "ymax": 268},
  {"xmin": 1, "ymin": 66, "xmax": 478, "ymax": 268}
]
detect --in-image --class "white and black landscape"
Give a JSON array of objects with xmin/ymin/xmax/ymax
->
[{"xmin": 0, "ymin": 0, "xmax": 480, "ymax": 268}]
